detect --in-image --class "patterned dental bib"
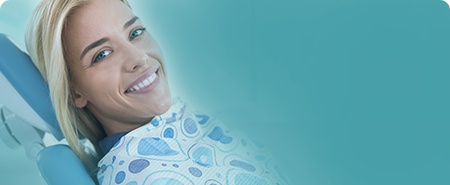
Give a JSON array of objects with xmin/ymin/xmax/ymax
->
[{"xmin": 97, "ymin": 98, "xmax": 289, "ymax": 185}]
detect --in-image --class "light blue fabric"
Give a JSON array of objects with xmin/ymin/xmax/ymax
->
[{"xmin": 98, "ymin": 98, "xmax": 289, "ymax": 185}]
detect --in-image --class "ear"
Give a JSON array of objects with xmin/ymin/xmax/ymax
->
[{"xmin": 72, "ymin": 89, "xmax": 88, "ymax": 108}]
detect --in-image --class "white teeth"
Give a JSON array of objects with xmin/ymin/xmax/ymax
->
[
  {"xmin": 126, "ymin": 72, "xmax": 158, "ymax": 93},
  {"xmin": 143, "ymin": 79, "xmax": 150, "ymax": 86}
]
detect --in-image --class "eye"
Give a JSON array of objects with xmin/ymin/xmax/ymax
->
[
  {"xmin": 129, "ymin": 27, "xmax": 146, "ymax": 40},
  {"xmin": 93, "ymin": 50, "xmax": 112, "ymax": 63}
]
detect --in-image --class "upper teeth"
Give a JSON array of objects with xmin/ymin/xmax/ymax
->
[{"xmin": 127, "ymin": 72, "xmax": 157, "ymax": 92}]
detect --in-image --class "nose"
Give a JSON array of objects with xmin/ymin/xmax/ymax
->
[{"xmin": 121, "ymin": 42, "xmax": 148, "ymax": 72}]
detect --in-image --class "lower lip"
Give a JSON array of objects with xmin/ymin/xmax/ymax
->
[{"xmin": 126, "ymin": 73, "xmax": 160, "ymax": 94}]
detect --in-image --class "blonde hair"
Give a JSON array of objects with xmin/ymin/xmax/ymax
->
[{"xmin": 25, "ymin": 0, "xmax": 130, "ymax": 171}]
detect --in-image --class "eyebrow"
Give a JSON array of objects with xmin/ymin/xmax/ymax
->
[
  {"xmin": 80, "ymin": 38, "xmax": 109, "ymax": 60},
  {"xmin": 124, "ymin": 16, "xmax": 139, "ymax": 30},
  {"xmin": 79, "ymin": 16, "xmax": 140, "ymax": 60}
]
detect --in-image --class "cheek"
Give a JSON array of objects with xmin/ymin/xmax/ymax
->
[{"xmin": 79, "ymin": 68, "xmax": 122, "ymax": 95}]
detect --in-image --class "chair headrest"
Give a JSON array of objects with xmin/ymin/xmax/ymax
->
[{"xmin": 0, "ymin": 34, "xmax": 63, "ymax": 140}]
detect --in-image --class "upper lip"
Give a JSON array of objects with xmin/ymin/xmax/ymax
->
[{"xmin": 124, "ymin": 66, "xmax": 159, "ymax": 92}]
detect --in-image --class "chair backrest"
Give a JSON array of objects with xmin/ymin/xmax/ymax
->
[
  {"xmin": 0, "ymin": 34, "xmax": 62, "ymax": 140},
  {"xmin": 0, "ymin": 34, "xmax": 95, "ymax": 185}
]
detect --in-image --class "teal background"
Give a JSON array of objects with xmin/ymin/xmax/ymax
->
[{"xmin": 1, "ymin": 0, "xmax": 450, "ymax": 184}]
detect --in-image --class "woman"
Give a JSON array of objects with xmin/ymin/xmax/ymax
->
[{"xmin": 26, "ymin": 0, "xmax": 287, "ymax": 184}]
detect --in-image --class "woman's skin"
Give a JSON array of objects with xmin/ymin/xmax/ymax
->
[{"xmin": 63, "ymin": 0, "xmax": 172, "ymax": 136}]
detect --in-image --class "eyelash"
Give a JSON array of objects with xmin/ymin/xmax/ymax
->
[
  {"xmin": 91, "ymin": 27, "xmax": 147, "ymax": 64},
  {"xmin": 92, "ymin": 49, "xmax": 112, "ymax": 63},
  {"xmin": 129, "ymin": 27, "xmax": 146, "ymax": 40}
]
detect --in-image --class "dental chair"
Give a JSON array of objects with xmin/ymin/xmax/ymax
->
[{"xmin": 0, "ymin": 34, "xmax": 96, "ymax": 185}]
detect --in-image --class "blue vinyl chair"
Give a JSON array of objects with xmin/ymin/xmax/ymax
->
[{"xmin": 0, "ymin": 34, "xmax": 96, "ymax": 185}]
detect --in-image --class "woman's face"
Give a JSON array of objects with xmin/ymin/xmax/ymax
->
[{"xmin": 63, "ymin": 0, "xmax": 171, "ymax": 135}]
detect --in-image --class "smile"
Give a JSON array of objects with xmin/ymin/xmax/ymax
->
[{"xmin": 125, "ymin": 69, "xmax": 159, "ymax": 93}]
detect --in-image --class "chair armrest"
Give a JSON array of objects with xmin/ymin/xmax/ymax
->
[{"xmin": 36, "ymin": 144, "xmax": 96, "ymax": 185}]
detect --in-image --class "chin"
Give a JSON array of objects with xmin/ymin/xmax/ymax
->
[{"xmin": 153, "ymin": 93, "xmax": 172, "ymax": 114}]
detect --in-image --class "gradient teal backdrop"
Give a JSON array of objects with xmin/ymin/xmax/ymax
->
[{"xmin": 1, "ymin": 0, "xmax": 450, "ymax": 184}]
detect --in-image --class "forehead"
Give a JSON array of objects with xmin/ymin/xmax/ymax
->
[
  {"xmin": 67, "ymin": 0, "xmax": 133, "ymax": 29},
  {"xmin": 63, "ymin": 0, "xmax": 134, "ymax": 52}
]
